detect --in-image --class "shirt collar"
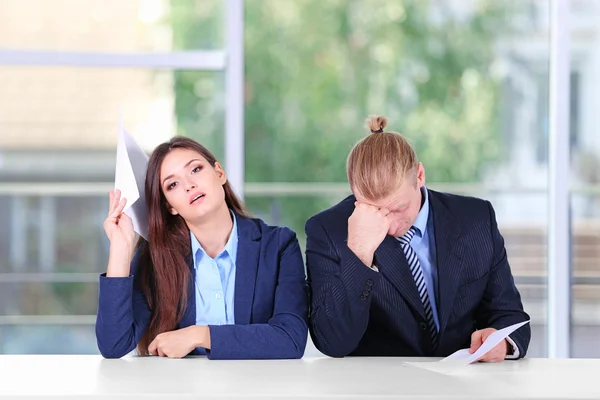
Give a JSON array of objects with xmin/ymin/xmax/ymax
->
[
  {"xmin": 412, "ymin": 186, "xmax": 429, "ymax": 238},
  {"xmin": 190, "ymin": 210, "xmax": 239, "ymax": 266},
  {"xmin": 225, "ymin": 211, "xmax": 239, "ymax": 261}
]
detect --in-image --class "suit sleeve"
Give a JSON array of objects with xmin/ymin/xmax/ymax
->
[
  {"xmin": 304, "ymin": 217, "xmax": 380, "ymax": 357},
  {"xmin": 206, "ymin": 228, "xmax": 309, "ymax": 360},
  {"xmin": 95, "ymin": 247, "xmax": 152, "ymax": 358},
  {"xmin": 475, "ymin": 201, "xmax": 531, "ymax": 358}
]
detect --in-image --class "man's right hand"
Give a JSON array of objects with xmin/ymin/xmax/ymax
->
[{"xmin": 347, "ymin": 202, "xmax": 391, "ymax": 267}]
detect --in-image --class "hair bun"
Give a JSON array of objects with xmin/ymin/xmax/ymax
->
[{"xmin": 366, "ymin": 115, "xmax": 388, "ymax": 134}]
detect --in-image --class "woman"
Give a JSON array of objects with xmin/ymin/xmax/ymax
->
[{"xmin": 96, "ymin": 136, "xmax": 308, "ymax": 359}]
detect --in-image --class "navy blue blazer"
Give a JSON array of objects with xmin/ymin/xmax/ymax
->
[
  {"xmin": 96, "ymin": 215, "xmax": 309, "ymax": 360},
  {"xmin": 305, "ymin": 189, "xmax": 531, "ymax": 358}
]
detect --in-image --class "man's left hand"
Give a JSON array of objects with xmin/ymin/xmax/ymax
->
[{"xmin": 469, "ymin": 328, "xmax": 508, "ymax": 362}]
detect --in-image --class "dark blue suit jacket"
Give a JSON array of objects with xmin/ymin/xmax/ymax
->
[
  {"xmin": 96, "ymin": 215, "xmax": 309, "ymax": 360},
  {"xmin": 305, "ymin": 189, "xmax": 531, "ymax": 358}
]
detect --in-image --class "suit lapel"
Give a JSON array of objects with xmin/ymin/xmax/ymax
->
[
  {"xmin": 429, "ymin": 190, "xmax": 464, "ymax": 334},
  {"xmin": 374, "ymin": 235, "xmax": 425, "ymax": 318},
  {"xmin": 233, "ymin": 215, "xmax": 261, "ymax": 325}
]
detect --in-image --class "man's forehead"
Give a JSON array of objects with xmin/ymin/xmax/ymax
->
[{"xmin": 359, "ymin": 189, "xmax": 409, "ymax": 208}]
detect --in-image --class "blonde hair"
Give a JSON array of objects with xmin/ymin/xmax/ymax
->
[{"xmin": 346, "ymin": 115, "xmax": 418, "ymax": 200}]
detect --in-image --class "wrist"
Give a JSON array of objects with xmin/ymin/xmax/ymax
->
[
  {"xmin": 347, "ymin": 244, "xmax": 375, "ymax": 266},
  {"xmin": 110, "ymin": 242, "xmax": 134, "ymax": 261},
  {"xmin": 106, "ymin": 249, "xmax": 132, "ymax": 277},
  {"xmin": 193, "ymin": 326, "xmax": 211, "ymax": 349},
  {"xmin": 354, "ymin": 253, "xmax": 374, "ymax": 267}
]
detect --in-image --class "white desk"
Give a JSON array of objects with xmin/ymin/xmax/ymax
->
[{"xmin": 0, "ymin": 355, "xmax": 598, "ymax": 399}]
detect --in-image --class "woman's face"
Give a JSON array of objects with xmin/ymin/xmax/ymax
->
[{"xmin": 159, "ymin": 148, "xmax": 227, "ymax": 223}]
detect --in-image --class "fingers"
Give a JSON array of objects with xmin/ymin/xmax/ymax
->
[
  {"xmin": 469, "ymin": 330, "xmax": 483, "ymax": 354},
  {"xmin": 117, "ymin": 214, "xmax": 134, "ymax": 236},
  {"xmin": 148, "ymin": 339, "xmax": 157, "ymax": 356},
  {"xmin": 378, "ymin": 207, "xmax": 391, "ymax": 217},
  {"xmin": 478, "ymin": 349, "xmax": 504, "ymax": 363},
  {"xmin": 119, "ymin": 213, "xmax": 133, "ymax": 224},
  {"xmin": 109, "ymin": 197, "xmax": 127, "ymax": 219},
  {"xmin": 108, "ymin": 189, "xmax": 125, "ymax": 217},
  {"xmin": 149, "ymin": 335, "xmax": 168, "ymax": 357},
  {"xmin": 105, "ymin": 209, "xmax": 131, "ymax": 227},
  {"xmin": 478, "ymin": 349, "xmax": 493, "ymax": 362},
  {"xmin": 109, "ymin": 189, "xmax": 120, "ymax": 214},
  {"xmin": 471, "ymin": 330, "xmax": 506, "ymax": 362},
  {"xmin": 103, "ymin": 217, "xmax": 118, "ymax": 231},
  {"xmin": 482, "ymin": 338, "xmax": 508, "ymax": 362},
  {"xmin": 480, "ymin": 330, "xmax": 495, "ymax": 342},
  {"xmin": 354, "ymin": 201, "xmax": 390, "ymax": 216}
]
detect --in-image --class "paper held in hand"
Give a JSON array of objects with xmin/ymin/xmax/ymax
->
[
  {"xmin": 405, "ymin": 320, "xmax": 530, "ymax": 373},
  {"xmin": 440, "ymin": 320, "xmax": 530, "ymax": 365},
  {"xmin": 114, "ymin": 122, "xmax": 149, "ymax": 240}
]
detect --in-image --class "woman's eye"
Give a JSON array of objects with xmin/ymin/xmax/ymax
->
[
  {"xmin": 167, "ymin": 182, "xmax": 177, "ymax": 190},
  {"xmin": 192, "ymin": 166, "xmax": 202, "ymax": 173}
]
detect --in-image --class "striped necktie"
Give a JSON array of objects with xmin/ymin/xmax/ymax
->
[{"xmin": 398, "ymin": 227, "xmax": 438, "ymax": 347}]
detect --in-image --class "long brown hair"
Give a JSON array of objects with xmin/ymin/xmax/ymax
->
[
  {"xmin": 136, "ymin": 136, "xmax": 249, "ymax": 354},
  {"xmin": 347, "ymin": 115, "xmax": 418, "ymax": 200}
]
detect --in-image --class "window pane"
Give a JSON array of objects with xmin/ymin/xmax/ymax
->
[
  {"xmin": 0, "ymin": 196, "xmax": 107, "ymax": 274},
  {"xmin": 571, "ymin": 194, "xmax": 600, "ymax": 358},
  {"xmin": 0, "ymin": 66, "xmax": 223, "ymax": 353},
  {"xmin": 245, "ymin": 193, "xmax": 349, "ymax": 250},
  {"xmin": 0, "ymin": 0, "xmax": 224, "ymax": 52},
  {"xmin": 244, "ymin": 0, "xmax": 550, "ymax": 356},
  {"xmin": 569, "ymin": 0, "xmax": 600, "ymax": 358},
  {"xmin": 0, "ymin": 325, "xmax": 97, "ymax": 354},
  {"xmin": 0, "ymin": 67, "xmax": 223, "ymax": 154},
  {"xmin": 0, "ymin": 282, "xmax": 98, "ymax": 316}
]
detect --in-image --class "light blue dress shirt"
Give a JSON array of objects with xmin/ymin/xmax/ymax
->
[
  {"xmin": 396, "ymin": 187, "xmax": 440, "ymax": 331},
  {"xmin": 190, "ymin": 212, "xmax": 238, "ymax": 327}
]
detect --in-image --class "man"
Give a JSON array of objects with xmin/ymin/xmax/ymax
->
[{"xmin": 305, "ymin": 115, "xmax": 530, "ymax": 360}]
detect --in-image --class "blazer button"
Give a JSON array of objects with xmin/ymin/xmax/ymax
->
[
  {"xmin": 362, "ymin": 290, "xmax": 369, "ymax": 297},
  {"xmin": 360, "ymin": 295, "xmax": 367, "ymax": 300},
  {"xmin": 366, "ymin": 279, "xmax": 373, "ymax": 286},
  {"xmin": 419, "ymin": 321, "xmax": 427, "ymax": 331}
]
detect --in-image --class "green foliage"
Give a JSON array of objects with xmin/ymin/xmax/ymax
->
[{"xmin": 170, "ymin": 0, "xmax": 517, "ymax": 242}]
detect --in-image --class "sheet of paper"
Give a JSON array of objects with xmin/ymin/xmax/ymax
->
[
  {"xmin": 405, "ymin": 320, "xmax": 530, "ymax": 373},
  {"xmin": 114, "ymin": 122, "xmax": 149, "ymax": 240},
  {"xmin": 404, "ymin": 359, "xmax": 470, "ymax": 374},
  {"xmin": 441, "ymin": 348, "xmax": 471, "ymax": 361},
  {"xmin": 442, "ymin": 320, "xmax": 530, "ymax": 364}
]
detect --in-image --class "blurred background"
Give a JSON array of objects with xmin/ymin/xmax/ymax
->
[{"xmin": 0, "ymin": 0, "xmax": 598, "ymax": 357}]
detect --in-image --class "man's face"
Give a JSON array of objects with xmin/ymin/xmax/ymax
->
[{"xmin": 354, "ymin": 163, "xmax": 426, "ymax": 237}]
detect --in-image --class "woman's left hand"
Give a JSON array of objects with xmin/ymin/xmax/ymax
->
[{"xmin": 148, "ymin": 326, "xmax": 210, "ymax": 358}]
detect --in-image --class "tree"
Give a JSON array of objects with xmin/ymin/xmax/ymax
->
[{"xmin": 171, "ymin": 0, "xmax": 518, "ymax": 244}]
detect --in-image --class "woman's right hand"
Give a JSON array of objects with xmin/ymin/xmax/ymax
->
[{"xmin": 103, "ymin": 189, "xmax": 135, "ymax": 276}]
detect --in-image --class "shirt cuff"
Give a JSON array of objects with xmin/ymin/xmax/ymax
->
[{"xmin": 504, "ymin": 334, "xmax": 520, "ymax": 359}]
